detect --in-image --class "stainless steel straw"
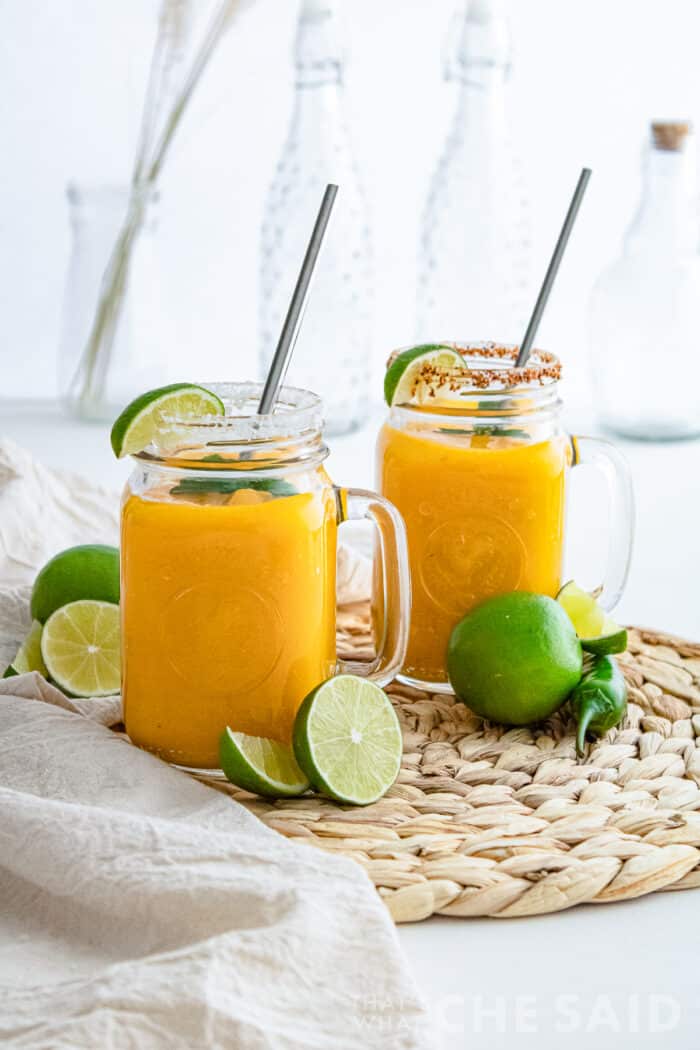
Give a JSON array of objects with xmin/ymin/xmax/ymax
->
[
  {"xmin": 258, "ymin": 183, "xmax": 339, "ymax": 415},
  {"xmin": 516, "ymin": 168, "xmax": 592, "ymax": 368}
]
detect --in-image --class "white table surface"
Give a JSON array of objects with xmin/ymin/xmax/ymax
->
[{"xmin": 2, "ymin": 398, "xmax": 700, "ymax": 1049}]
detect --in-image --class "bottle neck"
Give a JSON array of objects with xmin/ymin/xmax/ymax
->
[
  {"xmin": 446, "ymin": 2, "xmax": 510, "ymax": 136},
  {"xmin": 448, "ymin": 0, "xmax": 511, "ymax": 88},
  {"xmin": 627, "ymin": 145, "xmax": 698, "ymax": 256},
  {"xmin": 294, "ymin": 0, "xmax": 343, "ymax": 88}
]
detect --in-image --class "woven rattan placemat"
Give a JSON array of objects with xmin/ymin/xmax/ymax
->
[{"xmin": 202, "ymin": 601, "xmax": 700, "ymax": 922}]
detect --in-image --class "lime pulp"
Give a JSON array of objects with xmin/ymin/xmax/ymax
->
[
  {"xmin": 293, "ymin": 675, "xmax": 402, "ymax": 805},
  {"xmin": 219, "ymin": 728, "xmax": 310, "ymax": 798},
  {"xmin": 556, "ymin": 581, "xmax": 628, "ymax": 655},
  {"xmin": 41, "ymin": 600, "xmax": 121, "ymax": 697}
]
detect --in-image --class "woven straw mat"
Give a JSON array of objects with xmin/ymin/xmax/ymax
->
[{"xmin": 199, "ymin": 600, "xmax": 700, "ymax": 923}]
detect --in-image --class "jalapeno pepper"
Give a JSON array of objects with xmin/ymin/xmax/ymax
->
[{"xmin": 570, "ymin": 655, "xmax": 627, "ymax": 757}]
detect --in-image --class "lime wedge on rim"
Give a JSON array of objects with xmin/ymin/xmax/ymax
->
[
  {"xmin": 110, "ymin": 383, "xmax": 225, "ymax": 458},
  {"xmin": 219, "ymin": 729, "xmax": 310, "ymax": 798},
  {"xmin": 557, "ymin": 581, "xmax": 628, "ymax": 655},
  {"xmin": 292, "ymin": 675, "xmax": 402, "ymax": 805},
  {"xmin": 41, "ymin": 600, "xmax": 120, "ymax": 697},
  {"xmin": 384, "ymin": 344, "xmax": 463, "ymax": 406},
  {"xmin": 3, "ymin": 620, "xmax": 47, "ymax": 678}
]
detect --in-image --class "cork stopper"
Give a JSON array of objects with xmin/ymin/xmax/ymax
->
[{"xmin": 651, "ymin": 121, "xmax": 691, "ymax": 152}]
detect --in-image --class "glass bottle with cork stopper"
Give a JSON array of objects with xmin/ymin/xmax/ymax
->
[{"xmin": 588, "ymin": 120, "xmax": 700, "ymax": 440}]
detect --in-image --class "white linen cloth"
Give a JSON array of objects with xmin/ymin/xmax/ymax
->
[{"xmin": 0, "ymin": 440, "xmax": 431, "ymax": 1049}]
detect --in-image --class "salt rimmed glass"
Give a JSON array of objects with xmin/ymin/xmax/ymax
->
[
  {"xmin": 120, "ymin": 383, "xmax": 410, "ymax": 771},
  {"xmin": 377, "ymin": 343, "xmax": 635, "ymax": 691}
]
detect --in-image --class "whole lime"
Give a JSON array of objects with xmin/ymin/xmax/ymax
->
[
  {"xmin": 30, "ymin": 544, "xmax": 120, "ymax": 623},
  {"xmin": 447, "ymin": 592, "xmax": 582, "ymax": 725}
]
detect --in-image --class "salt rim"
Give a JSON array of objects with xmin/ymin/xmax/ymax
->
[
  {"xmin": 386, "ymin": 342, "xmax": 562, "ymax": 394},
  {"xmin": 158, "ymin": 382, "xmax": 324, "ymax": 443}
]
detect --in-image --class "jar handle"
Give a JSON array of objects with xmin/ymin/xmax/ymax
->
[
  {"xmin": 335, "ymin": 486, "xmax": 411, "ymax": 685},
  {"xmin": 570, "ymin": 435, "xmax": 635, "ymax": 611}
]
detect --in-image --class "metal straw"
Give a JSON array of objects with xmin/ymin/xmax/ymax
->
[
  {"xmin": 258, "ymin": 183, "xmax": 339, "ymax": 415},
  {"xmin": 516, "ymin": 167, "xmax": 592, "ymax": 368}
]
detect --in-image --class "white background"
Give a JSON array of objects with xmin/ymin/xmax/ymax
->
[
  {"xmin": 2, "ymin": 6, "xmax": 700, "ymax": 1048},
  {"xmin": 3, "ymin": 0, "xmax": 700, "ymax": 416}
]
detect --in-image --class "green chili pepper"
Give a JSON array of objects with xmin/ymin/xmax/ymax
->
[{"xmin": 570, "ymin": 655, "xmax": 627, "ymax": 757}]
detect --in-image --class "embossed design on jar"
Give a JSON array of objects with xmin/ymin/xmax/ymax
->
[
  {"xmin": 163, "ymin": 583, "xmax": 283, "ymax": 692},
  {"xmin": 419, "ymin": 515, "xmax": 527, "ymax": 616}
]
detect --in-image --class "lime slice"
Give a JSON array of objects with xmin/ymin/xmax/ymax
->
[
  {"xmin": 293, "ymin": 675, "xmax": 402, "ymax": 805},
  {"xmin": 384, "ymin": 344, "xmax": 463, "ymax": 406},
  {"xmin": 219, "ymin": 728, "xmax": 310, "ymax": 798},
  {"xmin": 557, "ymin": 581, "xmax": 628, "ymax": 655},
  {"xmin": 3, "ymin": 620, "xmax": 48, "ymax": 678},
  {"xmin": 110, "ymin": 383, "xmax": 225, "ymax": 459},
  {"xmin": 31, "ymin": 544, "xmax": 119, "ymax": 623},
  {"xmin": 40, "ymin": 600, "xmax": 121, "ymax": 697}
]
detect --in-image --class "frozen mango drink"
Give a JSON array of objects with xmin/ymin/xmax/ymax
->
[
  {"xmin": 120, "ymin": 383, "xmax": 410, "ymax": 770},
  {"xmin": 377, "ymin": 344, "xmax": 633, "ymax": 689}
]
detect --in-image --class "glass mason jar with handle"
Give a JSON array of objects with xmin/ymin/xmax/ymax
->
[
  {"xmin": 121, "ymin": 383, "xmax": 410, "ymax": 771},
  {"xmin": 376, "ymin": 344, "xmax": 634, "ymax": 691}
]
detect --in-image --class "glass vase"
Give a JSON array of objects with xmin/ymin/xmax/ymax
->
[{"xmin": 58, "ymin": 183, "xmax": 167, "ymax": 421}]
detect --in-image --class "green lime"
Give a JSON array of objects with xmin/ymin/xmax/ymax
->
[
  {"xmin": 41, "ymin": 600, "xmax": 120, "ymax": 697},
  {"xmin": 219, "ymin": 728, "xmax": 310, "ymax": 798},
  {"xmin": 30, "ymin": 544, "xmax": 120, "ymax": 624},
  {"xmin": 3, "ymin": 620, "xmax": 47, "ymax": 678},
  {"xmin": 110, "ymin": 383, "xmax": 225, "ymax": 458},
  {"xmin": 293, "ymin": 675, "xmax": 402, "ymax": 805},
  {"xmin": 384, "ymin": 344, "xmax": 463, "ymax": 406},
  {"xmin": 557, "ymin": 581, "xmax": 628, "ymax": 655},
  {"xmin": 447, "ymin": 592, "xmax": 583, "ymax": 725}
]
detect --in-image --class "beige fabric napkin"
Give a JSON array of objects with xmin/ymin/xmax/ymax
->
[{"xmin": 0, "ymin": 441, "xmax": 431, "ymax": 1049}]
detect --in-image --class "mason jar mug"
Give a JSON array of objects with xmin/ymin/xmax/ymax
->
[
  {"xmin": 376, "ymin": 344, "xmax": 634, "ymax": 691},
  {"xmin": 121, "ymin": 383, "xmax": 410, "ymax": 770}
]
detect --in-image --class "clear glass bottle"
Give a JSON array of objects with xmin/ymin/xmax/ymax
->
[
  {"xmin": 416, "ymin": 0, "xmax": 530, "ymax": 342},
  {"xmin": 58, "ymin": 184, "xmax": 167, "ymax": 421},
  {"xmin": 259, "ymin": 0, "xmax": 373, "ymax": 435},
  {"xmin": 589, "ymin": 121, "xmax": 700, "ymax": 440}
]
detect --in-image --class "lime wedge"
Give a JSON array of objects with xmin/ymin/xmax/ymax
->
[
  {"xmin": 557, "ymin": 581, "xmax": 628, "ymax": 655},
  {"xmin": 110, "ymin": 383, "xmax": 225, "ymax": 458},
  {"xmin": 292, "ymin": 675, "xmax": 402, "ymax": 805},
  {"xmin": 3, "ymin": 620, "xmax": 47, "ymax": 678},
  {"xmin": 384, "ymin": 344, "xmax": 463, "ymax": 406},
  {"xmin": 41, "ymin": 600, "xmax": 121, "ymax": 697},
  {"xmin": 219, "ymin": 729, "xmax": 310, "ymax": 798}
]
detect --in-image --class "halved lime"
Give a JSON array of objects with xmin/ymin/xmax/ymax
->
[
  {"xmin": 40, "ymin": 600, "xmax": 121, "ymax": 697},
  {"xmin": 3, "ymin": 620, "xmax": 47, "ymax": 678},
  {"xmin": 110, "ymin": 383, "xmax": 225, "ymax": 458},
  {"xmin": 31, "ymin": 544, "xmax": 120, "ymax": 623},
  {"xmin": 293, "ymin": 675, "xmax": 402, "ymax": 805},
  {"xmin": 384, "ymin": 344, "xmax": 463, "ymax": 406},
  {"xmin": 219, "ymin": 728, "xmax": 310, "ymax": 798},
  {"xmin": 557, "ymin": 581, "xmax": 628, "ymax": 655}
]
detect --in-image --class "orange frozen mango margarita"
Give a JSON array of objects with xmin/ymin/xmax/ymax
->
[
  {"xmin": 377, "ymin": 423, "xmax": 569, "ymax": 685},
  {"xmin": 122, "ymin": 484, "xmax": 337, "ymax": 768},
  {"xmin": 118, "ymin": 382, "xmax": 411, "ymax": 770},
  {"xmin": 378, "ymin": 342, "xmax": 578, "ymax": 687}
]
